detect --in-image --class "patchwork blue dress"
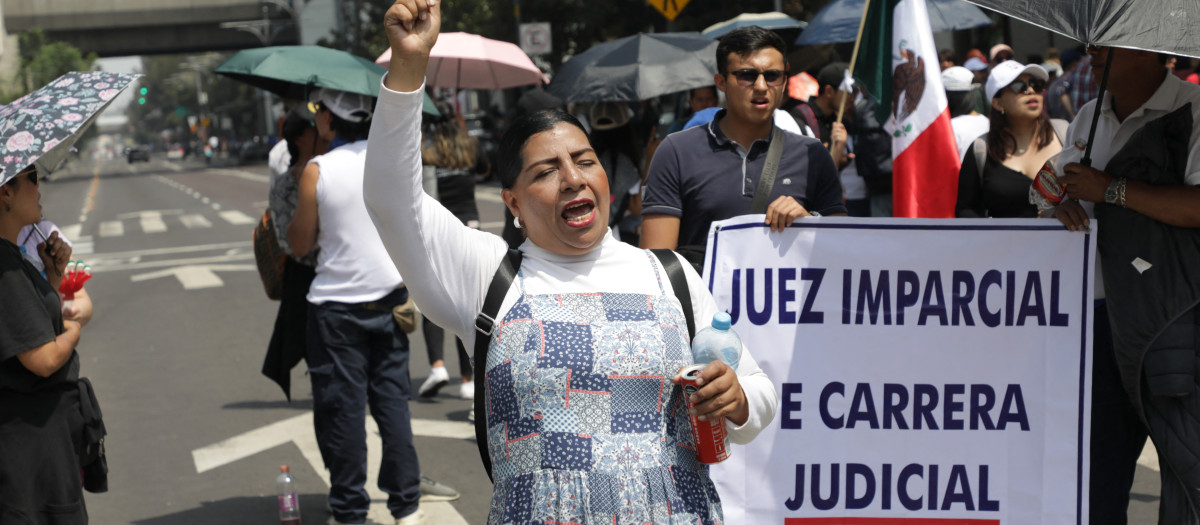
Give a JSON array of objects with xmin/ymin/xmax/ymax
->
[{"xmin": 484, "ymin": 252, "xmax": 723, "ymax": 525}]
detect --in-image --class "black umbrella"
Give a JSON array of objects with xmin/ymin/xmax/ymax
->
[
  {"xmin": 517, "ymin": 89, "xmax": 565, "ymax": 114},
  {"xmin": 962, "ymin": 0, "xmax": 1200, "ymax": 165},
  {"xmin": 549, "ymin": 33, "xmax": 718, "ymax": 103}
]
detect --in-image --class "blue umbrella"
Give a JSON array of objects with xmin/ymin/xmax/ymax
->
[
  {"xmin": 702, "ymin": 12, "xmax": 807, "ymax": 39},
  {"xmin": 797, "ymin": 0, "xmax": 992, "ymax": 46}
]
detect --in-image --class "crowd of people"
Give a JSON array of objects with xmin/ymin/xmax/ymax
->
[{"xmin": 4, "ymin": 0, "xmax": 1200, "ymax": 524}]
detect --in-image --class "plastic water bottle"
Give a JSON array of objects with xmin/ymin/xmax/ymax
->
[
  {"xmin": 277, "ymin": 465, "xmax": 301, "ymax": 525},
  {"xmin": 691, "ymin": 312, "xmax": 742, "ymax": 370}
]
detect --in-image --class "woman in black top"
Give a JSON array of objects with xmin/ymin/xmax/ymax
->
[
  {"xmin": 417, "ymin": 102, "xmax": 490, "ymax": 399},
  {"xmin": 0, "ymin": 166, "xmax": 87, "ymax": 523},
  {"xmin": 957, "ymin": 62, "xmax": 1063, "ymax": 218}
]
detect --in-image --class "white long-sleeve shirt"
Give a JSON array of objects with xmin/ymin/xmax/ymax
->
[{"xmin": 363, "ymin": 78, "xmax": 776, "ymax": 443}]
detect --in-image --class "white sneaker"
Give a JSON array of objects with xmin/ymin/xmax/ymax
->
[
  {"xmin": 459, "ymin": 380, "xmax": 475, "ymax": 400},
  {"xmin": 418, "ymin": 366, "xmax": 449, "ymax": 398},
  {"xmin": 396, "ymin": 509, "xmax": 426, "ymax": 525}
]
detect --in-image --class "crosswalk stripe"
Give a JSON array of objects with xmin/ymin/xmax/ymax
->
[
  {"xmin": 219, "ymin": 210, "xmax": 256, "ymax": 225},
  {"xmin": 99, "ymin": 221, "xmax": 124, "ymax": 237},
  {"xmin": 180, "ymin": 214, "xmax": 213, "ymax": 229},
  {"xmin": 60, "ymin": 224, "xmax": 82, "ymax": 240},
  {"xmin": 141, "ymin": 215, "xmax": 168, "ymax": 233}
]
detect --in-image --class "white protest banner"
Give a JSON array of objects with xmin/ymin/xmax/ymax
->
[{"xmin": 706, "ymin": 217, "xmax": 1095, "ymax": 524}]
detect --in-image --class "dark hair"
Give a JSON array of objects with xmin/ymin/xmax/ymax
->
[
  {"xmin": 946, "ymin": 88, "xmax": 977, "ymax": 119},
  {"xmin": 816, "ymin": 62, "xmax": 848, "ymax": 92},
  {"xmin": 986, "ymin": 95, "xmax": 1054, "ymax": 163},
  {"xmin": 716, "ymin": 26, "xmax": 788, "ymax": 75},
  {"xmin": 496, "ymin": 109, "xmax": 589, "ymax": 189},
  {"xmin": 689, "ymin": 86, "xmax": 717, "ymax": 101},
  {"xmin": 281, "ymin": 106, "xmax": 315, "ymax": 168},
  {"xmin": 939, "ymin": 49, "xmax": 956, "ymax": 65},
  {"xmin": 329, "ymin": 112, "xmax": 371, "ymax": 142}
]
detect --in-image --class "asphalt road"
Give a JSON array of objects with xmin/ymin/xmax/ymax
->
[{"xmin": 38, "ymin": 152, "xmax": 1161, "ymax": 524}]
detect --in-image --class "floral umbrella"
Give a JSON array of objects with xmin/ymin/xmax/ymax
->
[{"xmin": 0, "ymin": 71, "xmax": 140, "ymax": 184}]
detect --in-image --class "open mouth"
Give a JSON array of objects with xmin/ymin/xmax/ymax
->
[
  {"xmin": 561, "ymin": 198, "xmax": 596, "ymax": 228},
  {"xmin": 750, "ymin": 96, "xmax": 771, "ymax": 110}
]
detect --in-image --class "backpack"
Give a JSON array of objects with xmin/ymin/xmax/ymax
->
[{"xmin": 470, "ymin": 249, "xmax": 696, "ymax": 481}]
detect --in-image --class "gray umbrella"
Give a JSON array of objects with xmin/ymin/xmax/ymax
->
[
  {"xmin": 797, "ymin": 0, "xmax": 992, "ymax": 46},
  {"xmin": 548, "ymin": 33, "xmax": 717, "ymax": 103},
  {"xmin": 962, "ymin": 0, "xmax": 1200, "ymax": 58},
  {"xmin": 962, "ymin": 0, "xmax": 1200, "ymax": 164}
]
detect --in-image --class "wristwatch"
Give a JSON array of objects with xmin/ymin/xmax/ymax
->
[{"xmin": 1104, "ymin": 177, "xmax": 1121, "ymax": 205}]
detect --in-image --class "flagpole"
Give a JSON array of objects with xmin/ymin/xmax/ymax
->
[{"xmin": 838, "ymin": 0, "xmax": 873, "ymax": 123}]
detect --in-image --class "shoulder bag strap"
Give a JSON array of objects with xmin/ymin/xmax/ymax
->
[
  {"xmin": 973, "ymin": 136, "xmax": 987, "ymax": 185},
  {"xmin": 473, "ymin": 248, "xmax": 523, "ymax": 482},
  {"xmin": 750, "ymin": 126, "xmax": 786, "ymax": 215},
  {"xmin": 651, "ymin": 249, "xmax": 695, "ymax": 339},
  {"xmin": 1050, "ymin": 119, "xmax": 1069, "ymax": 147}
]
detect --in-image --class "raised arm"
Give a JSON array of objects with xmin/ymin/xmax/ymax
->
[{"xmin": 365, "ymin": 0, "xmax": 505, "ymax": 342}]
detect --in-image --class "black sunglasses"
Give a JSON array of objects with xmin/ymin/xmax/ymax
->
[
  {"xmin": 1006, "ymin": 79, "xmax": 1046, "ymax": 95},
  {"xmin": 729, "ymin": 68, "xmax": 787, "ymax": 86},
  {"xmin": 6, "ymin": 169, "xmax": 36, "ymax": 187}
]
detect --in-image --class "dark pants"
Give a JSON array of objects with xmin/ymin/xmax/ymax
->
[
  {"xmin": 1090, "ymin": 302, "xmax": 1149, "ymax": 525},
  {"xmin": 421, "ymin": 317, "xmax": 471, "ymax": 378},
  {"xmin": 307, "ymin": 288, "xmax": 420, "ymax": 523}
]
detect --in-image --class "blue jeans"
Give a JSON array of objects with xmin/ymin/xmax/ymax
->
[{"xmin": 307, "ymin": 288, "xmax": 420, "ymax": 523}]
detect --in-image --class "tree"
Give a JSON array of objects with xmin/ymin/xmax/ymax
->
[
  {"xmin": 123, "ymin": 53, "xmax": 261, "ymax": 145},
  {"xmin": 0, "ymin": 29, "xmax": 98, "ymax": 104}
]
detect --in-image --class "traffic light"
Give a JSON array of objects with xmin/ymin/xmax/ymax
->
[{"xmin": 138, "ymin": 86, "xmax": 148, "ymax": 105}]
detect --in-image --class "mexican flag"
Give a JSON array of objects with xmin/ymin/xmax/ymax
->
[{"xmin": 854, "ymin": 0, "xmax": 961, "ymax": 217}]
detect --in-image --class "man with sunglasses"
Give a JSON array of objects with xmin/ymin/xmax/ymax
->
[
  {"xmin": 641, "ymin": 26, "xmax": 845, "ymax": 270},
  {"xmin": 1051, "ymin": 46, "xmax": 1200, "ymax": 524}
]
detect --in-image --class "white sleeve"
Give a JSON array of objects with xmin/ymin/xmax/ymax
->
[
  {"xmin": 675, "ymin": 252, "xmax": 778, "ymax": 445},
  {"xmin": 364, "ymin": 78, "xmax": 507, "ymax": 348}
]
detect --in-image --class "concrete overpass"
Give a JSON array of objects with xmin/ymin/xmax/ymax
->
[{"xmin": 2, "ymin": 0, "xmax": 303, "ymax": 57}]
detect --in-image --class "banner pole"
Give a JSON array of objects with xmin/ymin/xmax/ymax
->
[{"xmin": 838, "ymin": 0, "xmax": 873, "ymax": 124}]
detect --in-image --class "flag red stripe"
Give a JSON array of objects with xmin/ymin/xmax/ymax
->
[{"xmin": 893, "ymin": 109, "xmax": 961, "ymax": 218}]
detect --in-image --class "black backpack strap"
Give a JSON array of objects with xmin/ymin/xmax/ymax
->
[
  {"xmin": 651, "ymin": 249, "xmax": 695, "ymax": 339},
  {"xmin": 473, "ymin": 248, "xmax": 522, "ymax": 482}
]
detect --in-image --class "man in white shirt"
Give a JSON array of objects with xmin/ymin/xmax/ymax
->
[{"xmin": 1054, "ymin": 45, "xmax": 1200, "ymax": 524}]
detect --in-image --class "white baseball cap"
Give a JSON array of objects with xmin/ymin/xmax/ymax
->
[
  {"xmin": 985, "ymin": 61, "xmax": 1049, "ymax": 101},
  {"xmin": 941, "ymin": 66, "xmax": 975, "ymax": 92},
  {"xmin": 310, "ymin": 88, "xmax": 374, "ymax": 123}
]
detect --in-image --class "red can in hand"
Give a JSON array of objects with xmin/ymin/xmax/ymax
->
[{"xmin": 680, "ymin": 364, "xmax": 730, "ymax": 464}]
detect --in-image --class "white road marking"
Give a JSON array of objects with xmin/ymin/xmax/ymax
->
[
  {"xmin": 219, "ymin": 210, "xmax": 256, "ymax": 225},
  {"xmin": 213, "ymin": 168, "xmax": 269, "ymax": 184},
  {"xmin": 93, "ymin": 252, "xmax": 252, "ymax": 272},
  {"xmin": 180, "ymin": 214, "xmax": 213, "ymax": 229},
  {"xmin": 201, "ymin": 197, "xmax": 211, "ymax": 204},
  {"xmin": 192, "ymin": 413, "xmax": 470, "ymax": 525},
  {"xmin": 99, "ymin": 220, "xmax": 124, "ymax": 237},
  {"xmin": 60, "ymin": 224, "xmax": 82, "ymax": 240},
  {"xmin": 211, "ymin": 203, "xmax": 222, "ymax": 210},
  {"xmin": 118, "ymin": 209, "xmax": 181, "ymax": 234},
  {"xmin": 72, "ymin": 242, "xmax": 94, "ymax": 256},
  {"xmin": 130, "ymin": 264, "xmax": 255, "ymax": 290}
]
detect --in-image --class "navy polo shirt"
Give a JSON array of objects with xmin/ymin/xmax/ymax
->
[{"xmin": 642, "ymin": 109, "xmax": 845, "ymax": 248}]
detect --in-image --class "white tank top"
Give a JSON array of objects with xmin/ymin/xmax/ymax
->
[{"xmin": 307, "ymin": 140, "xmax": 403, "ymax": 304}]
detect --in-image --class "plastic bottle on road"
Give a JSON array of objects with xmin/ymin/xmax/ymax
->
[
  {"xmin": 690, "ymin": 312, "xmax": 742, "ymax": 370},
  {"xmin": 277, "ymin": 465, "xmax": 301, "ymax": 525}
]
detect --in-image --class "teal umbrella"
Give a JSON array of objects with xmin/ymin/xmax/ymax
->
[{"xmin": 214, "ymin": 45, "xmax": 438, "ymax": 115}]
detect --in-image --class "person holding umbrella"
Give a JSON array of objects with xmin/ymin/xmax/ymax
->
[
  {"xmin": 0, "ymin": 70, "xmax": 136, "ymax": 523},
  {"xmin": 367, "ymin": 2, "xmax": 776, "ymax": 524},
  {"xmin": 288, "ymin": 87, "xmax": 426, "ymax": 525},
  {"xmin": 1050, "ymin": 45, "xmax": 1200, "ymax": 524}
]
